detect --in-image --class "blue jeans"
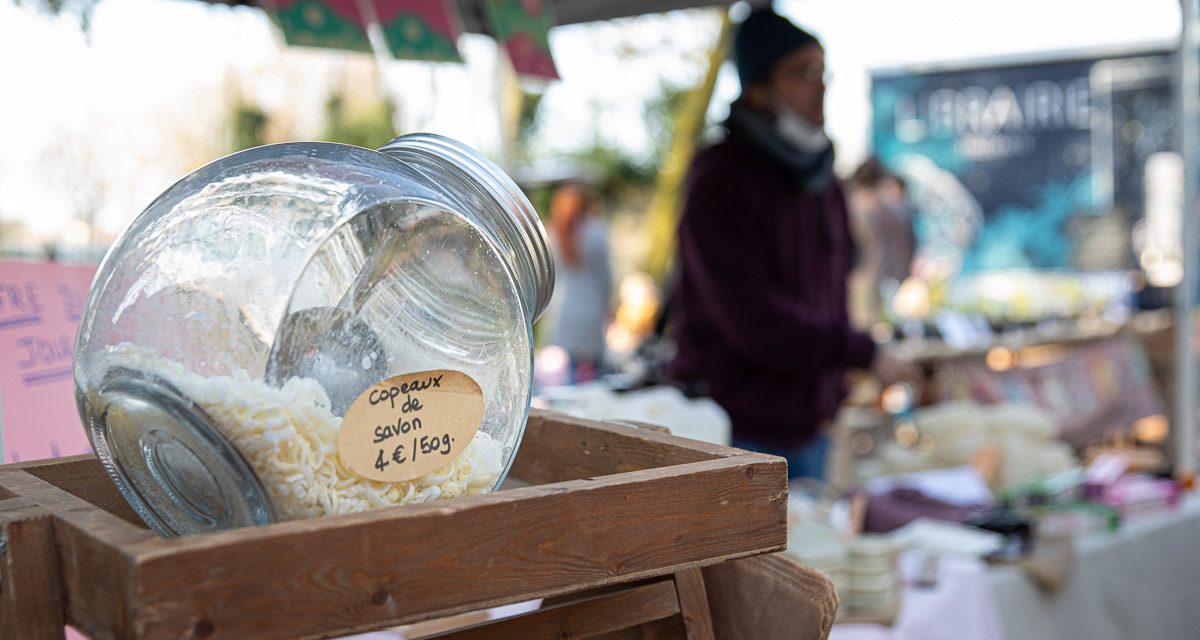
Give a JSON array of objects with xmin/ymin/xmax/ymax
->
[{"xmin": 732, "ymin": 434, "xmax": 830, "ymax": 481}]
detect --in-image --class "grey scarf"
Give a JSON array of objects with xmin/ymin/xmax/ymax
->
[{"xmin": 726, "ymin": 99, "xmax": 835, "ymax": 194}]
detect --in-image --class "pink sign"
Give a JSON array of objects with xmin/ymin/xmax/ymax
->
[{"xmin": 0, "ymin": 259, "xmax": 97, "ymax": 463}]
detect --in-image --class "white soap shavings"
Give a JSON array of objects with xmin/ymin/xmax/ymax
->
[{"xmin": 92, "ymin": 344, "xmax": 504, "ymax": 520}]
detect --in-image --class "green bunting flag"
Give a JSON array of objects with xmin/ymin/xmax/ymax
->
[
  {"xmin": 267, "ymin": 0, "xmax": 463, "ymax": 63},
  {"xmin": 485, "ymin": 0, "xmax": 560, "ymax": 80},
  {"xmin": 375, "ymin": 0, "xmax": 463, "ymax": 63},
  {"xmin": 268, "ymin": 0, "xmax": 373, "ymax": 54}
]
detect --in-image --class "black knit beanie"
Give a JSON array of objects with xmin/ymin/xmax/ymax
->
[{"xmin": 733, "ymin": 7, "xmax": 821, "ymax": 90}]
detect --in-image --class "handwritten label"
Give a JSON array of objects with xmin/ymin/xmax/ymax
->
[
  {"xmin": 0, "ymin": 259, "xmax": 97, "ymax": 463},
  {"xmin": 337, "ymin": 370, "xmax": 484, "ymax": 482},
  {"xmin": 0, "ymin": 280, "xmax": 44, "ymax": 330}
]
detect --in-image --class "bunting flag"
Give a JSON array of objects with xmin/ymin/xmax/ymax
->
[
  {"xmin": 268, "ymin": 0, "xmax": 373, "ymax": 54},
  {"xmin": 484, "ymin": 0, "xmax": 560, "ymax": 80},
  {"xmin": 375, "ymin": 0, "xmax": 463, "ymax": 62},
  {"xmin": 266, "ymin": 0, "xmax": 463, "ymax": 63}
]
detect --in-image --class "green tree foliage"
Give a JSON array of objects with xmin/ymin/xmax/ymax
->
[
  {"xmin": 513, "ymin": 86, "xmax": 545, "ymax": 165},
  {"xmin": 230, "ymin": 101, "xmax": 267, "ymax": 152},
  {"xmin": 643, "ymin": 83, "xmax": 691, "ymax": 168},
  {"xmin": 517, "ymin": 89, "xmax": 544, "ymax": 140},
  {"xmin": 13, "ymin": 0, "xmax": 98, "ymax": 31},
  {"xmin": 572, "ymin": 144, "xmax": 653, "ymax": 200},
  {"xmin": 321, "ymin": 93, "xmax": 398, "ymax": 149},
  {"xmin": 567, "ymin": 83, "xmax": 689, "ymax": 204},
  {"xmin": 514, "ymin": 82, "xmax": 680, "ymax": 205}
]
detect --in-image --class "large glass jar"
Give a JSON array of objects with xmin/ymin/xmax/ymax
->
[{"xmin": 73, "ymin": 134, "xmax": 554, "ymax": 536}]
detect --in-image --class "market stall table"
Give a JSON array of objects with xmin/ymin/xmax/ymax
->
[
  {"xmin": 829, "ymin": 496, "xmax": 1200, "ymax": 640},
  {"xmin": 830, "ymin": 554, "xmax": 1006, "ymax": 640},
  {"xmin": 990, "ymin": 496, "xmax": 1200, "ymax": 640}
]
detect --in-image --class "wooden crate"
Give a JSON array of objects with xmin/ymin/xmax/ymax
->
[{"xmin": 0, "ymin": 409, "xmax": 806, "ymax": 640}]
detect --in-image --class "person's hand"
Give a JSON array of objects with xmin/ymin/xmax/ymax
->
[{"xmin": 872, "ymin": 346, "xmax": 925, "ymax": 392}]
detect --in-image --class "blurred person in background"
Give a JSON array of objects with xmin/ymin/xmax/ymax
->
[
  {"xmin": 543, "ymin": 181, "xmax": 613, "ymax": 384},
  {"xmin": 666, "ymin": 8, "xmax": 921, "ymax": 480},
  {"xmin": 847, "ymin": 156, "xmax": 917, "ymax": 328}
]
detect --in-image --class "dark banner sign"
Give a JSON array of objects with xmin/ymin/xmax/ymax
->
[{"xmin": 872, "ymin": 51, "xmax": 1174, "ymax": 277}]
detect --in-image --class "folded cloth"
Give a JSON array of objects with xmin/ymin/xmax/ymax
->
[{"xmin": 864, "ymin": 487, "xmax": 985, "ymax": 533}]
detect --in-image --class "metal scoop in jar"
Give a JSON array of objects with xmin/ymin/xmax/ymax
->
[{"xmin": 265, "ymin": 233, "xmax": 407, "ymax": 415}]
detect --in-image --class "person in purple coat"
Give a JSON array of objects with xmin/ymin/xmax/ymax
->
[{"xmin": 667, "ymin": 8, "xmax": 919, "ymax": 480}]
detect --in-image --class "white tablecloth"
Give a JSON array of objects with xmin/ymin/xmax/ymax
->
[
  {"xmin": 830, "ymin": 554, "xmax": 1006, "ymax": 640},
  {"xmin": 831, "ymin": 497, "xmax": 1200, "ymax": 640},
  {"xmin": 990, "ymin": 497, "xmax": 1200, "ymax": 640}
]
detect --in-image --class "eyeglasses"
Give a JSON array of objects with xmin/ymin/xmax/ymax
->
[{"xmin": 780, "ymin": 63, "xmax": 832, "ymax": 84}]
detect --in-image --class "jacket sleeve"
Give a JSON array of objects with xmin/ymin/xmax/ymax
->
[{"xmin": 677, "ymin": 172, "xmax": 877, "ymax": 373}]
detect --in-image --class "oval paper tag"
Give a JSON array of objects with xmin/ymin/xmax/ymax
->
[{"xmin": 337, "ymin": 370, "xmax": 484, "ymax": 482}]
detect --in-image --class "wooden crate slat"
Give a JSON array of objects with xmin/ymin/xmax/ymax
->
[
  {"xmin": 11, "ymin": 456, "xmax": 145, "ymax": 527},
  {"xmin": 510, "ymin": 411, "xmax": 742, "ymax": 485},
  {"xmin": 0, "ymin": 469, "xmax": 154, "ymax": 640},
  {"xmin": 0, "ymin": 502, "xmax": 64, "ymax": 640},
  {"xmin": 593, "ymin": 616, "xmax": 687, "ymax": 640},
  {"xmin": 55, "ymin": 517, "xmax": 137, "ymax": 640},
  {"xmin": 673, "ymin": 569, "xmax": 714, "ymax": 640},
  {"xmin": 0, "ymin": 412, "xmax": 792, "ymax": 640},
  {"xmin": 0, "ymin": 469, "xmax": 154, "ymax": 546},
  {"xmin": 423, "ymin": 579, "xmax": 680, "ymax": 640},
  {"xmin": 634, "ymin": 616, "xmax": 688, "ymax": 639},
  {"xmin": 126, "ymin": 454, "xmax": 786, "ymax": 639}
]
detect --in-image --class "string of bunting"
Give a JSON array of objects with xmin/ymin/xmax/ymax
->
[
  {"xmin": 263, "ymin": 0, "xmax": 464, "ymax": 62},
  {"xmin": 262, "ymin": 0, "xmax": 560, "ymax": 79}
]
